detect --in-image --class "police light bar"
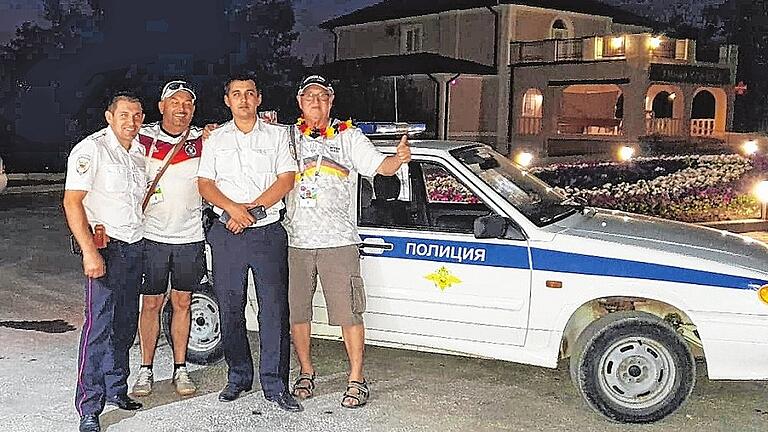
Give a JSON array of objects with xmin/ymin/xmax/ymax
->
[{"xmin": 357, "ymin": 122, "xmax": 426, "ymax": 137}]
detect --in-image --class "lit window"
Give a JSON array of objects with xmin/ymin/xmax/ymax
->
[
  {"xmin": 522, "ymin": 89, "xmax": 543, "ymax": 118},
  {"xmin": 401, "ymin": 24, "xmax": 423, "ymax": 54}
]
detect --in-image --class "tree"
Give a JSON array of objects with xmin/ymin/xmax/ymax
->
[
  {"xmin": 0, "ymin": 1, "xmax": 101, "ymax": 169},
  {"xmin": 227, "ymin": 0, "xmax": 306, "ymax": 122},
  {"xmin": 702, "ymin": 0, "xmax": 768, "ymax": 131}
]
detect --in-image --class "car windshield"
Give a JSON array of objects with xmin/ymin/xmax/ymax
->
[{"xmin": 452, "ymin": 146, "xmax": 577, "ymax": 226}]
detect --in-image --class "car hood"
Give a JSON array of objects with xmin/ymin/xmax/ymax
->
[{"xmin": 549, "ymin": 209, "xmax": 768, "ymax": 275}]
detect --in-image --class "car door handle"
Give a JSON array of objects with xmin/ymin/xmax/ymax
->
[{"xmin": 359, "ymin": 238, "xmax": 394, "ymax": 255}]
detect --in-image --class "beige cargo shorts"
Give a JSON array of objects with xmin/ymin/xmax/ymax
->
[{"xmin": 288, "ymin": 245, "xmax": 366, "ymax": 326}]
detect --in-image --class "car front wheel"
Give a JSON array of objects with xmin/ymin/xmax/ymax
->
[
  {"xmin": 162, "ymin": 283, "xmax": 224, "ymax": 365},
  {"xmin": 569, "ymin": 311, "xmax": 695, "ymax": 423}
]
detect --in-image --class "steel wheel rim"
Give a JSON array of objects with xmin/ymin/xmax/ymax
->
[
  {"xmin": 188, "ymin": 293, "xmax": 221, "ymax": 352},
  {"xmin": 597, "ymin": 336, "xmax": 676, "ymax": 409}
]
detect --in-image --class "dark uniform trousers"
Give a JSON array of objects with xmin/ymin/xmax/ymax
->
[
  {"xmin": 75, "ymin": 239, "xmax": 142, "ymax": 416},
  {"xmin": 206, "ymin": 221, "xmax": 290, "ymax": 397}
]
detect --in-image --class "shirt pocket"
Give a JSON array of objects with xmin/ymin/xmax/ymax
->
[
  {"xmin": 215, "ymin": 149, "xmax": 241, "ymax": 176},
  {"xmin": 248, "ymin": 148, "xmax": 275, "ymax": 173},
  {"xmin": 104, "ymin": 164, "xmax": 128, "ymax": 193}
]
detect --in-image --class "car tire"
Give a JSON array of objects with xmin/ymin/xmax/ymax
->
[
  {"xmin": 569, "ymin": 311, "xmax": 695, "ymax": 423},
  {"xmin": 162, "ymin": 283, "xmax": 224, "ymax": 365}
]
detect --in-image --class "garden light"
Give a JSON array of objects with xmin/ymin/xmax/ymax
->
[
  {"xmin": 755, "ymin": 180, "xmax": 768, "ymax": 219},
  {"xmin": 742, "ymin": 140, "xmax": 759, "ymax": 156},
  {"xmin": 618, "ymin": 146, "xmax": 635, "ymax": 161},
  {"xmin": 515, "ymin": 151, "xmax": 534, "ymax": 167}
]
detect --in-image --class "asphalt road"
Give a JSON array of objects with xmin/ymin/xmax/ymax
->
[{"xmin": 1, "ymin": 192, "xmax": 767, "ymax": 431}]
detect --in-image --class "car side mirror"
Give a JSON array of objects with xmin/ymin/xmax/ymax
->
[{"xmin": 474, "ymin": 214, "xmax": 526, "ymax": 241}]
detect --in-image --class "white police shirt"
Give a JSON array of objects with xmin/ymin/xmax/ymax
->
[
  {"xmin": 197, "ymin": 119, "xmax": 296, "ymax": 227},
  {"xmin": 65, "ymin": 126, "xmax": 146, "ymax": 243}
]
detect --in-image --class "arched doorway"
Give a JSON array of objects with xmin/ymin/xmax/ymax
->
[
  {"xmin": 551, "ymin": 18, "xmax": 575, "ymax": 59},
  {"xmin": 518, "ymin": 88, "xmax": 543, "ymax": 135},
  {"xmin": 652, "ymin": 91, "xmax": 674, "ymax": 118},
  {"xmin": 645, "ymin": 85, "xmax": 684, "ymax": 136},
  {"xmin": 550, "ymin": 19, "xmax": 571, "ymax": 39},
  {"xmin": 690, "ymin": 88, "xmax": 726, "ymax": 137},
  {"xmin": 691, "ymin": 90, "xmax": 715, "ymax": 119},
  {"xmin": 558, "ymin": 84, "xmax": 623, "ymax": 135}
]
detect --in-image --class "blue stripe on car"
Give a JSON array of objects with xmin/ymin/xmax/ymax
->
[{"xmin": 360, "ymin": 235, "xmax": 766, "ymax": 291}]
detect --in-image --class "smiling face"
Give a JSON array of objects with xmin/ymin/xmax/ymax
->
[
  {"xmin": 159, "ymin": 90, "xmax": 195, "ymax": 134},
  {"xmin": 297, "ymin": 84, "xmax": 334, "ymax": 126},
  {"xmin": 105, "ymin": 99, "xmax": 144, "ymax": 148},
  {"xmin": 224, "ymin": 79, "xmax": 261, "ymax": 121}
]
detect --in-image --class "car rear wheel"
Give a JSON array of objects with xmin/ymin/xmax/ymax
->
[
  {"xmin": 569, "ymin": 311, "xmax": 695, "ymax": 423},
  {"xmin": 162, "ymin": 283, "xmax": 224, "ymax": 365}
]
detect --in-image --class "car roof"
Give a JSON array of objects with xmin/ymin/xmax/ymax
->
[{"xmin": 371, "ymin": 139, "xmax": 482, "ymax": 153}]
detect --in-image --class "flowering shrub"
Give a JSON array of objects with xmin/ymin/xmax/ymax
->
[
  {"xmin": 532, "ymin": 154, "xmax": 767, "ymax": 222},
  {"xmin": 425, "ymin": 171, "xmax": 480, "ymax": 204}
]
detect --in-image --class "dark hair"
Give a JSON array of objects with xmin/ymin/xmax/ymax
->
[
  {"xmin": 224, "ymin": 72, "xmax": 260, "ymax": 95},
  {"xmin": 107, "ymin": 91, "xmax": 142, "ymax": 113}
]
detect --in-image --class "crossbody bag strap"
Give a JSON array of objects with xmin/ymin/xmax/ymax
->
[{"xmin": 141, "ymin": 128, "xmax": 191, "ymax": 212}]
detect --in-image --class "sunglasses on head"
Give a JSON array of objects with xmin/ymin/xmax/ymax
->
[{"xmin": 162, "ymin": 81, "xmax": 196, "ymax": 99}]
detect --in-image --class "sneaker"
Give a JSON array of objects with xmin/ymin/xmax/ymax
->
[
  {"xmin": 132, "ymin": 367, "xmax": 153, "ymax": 397},
  {"xmin": 173, "ymin": 366, "xmax": 197, "ymax": 396}
]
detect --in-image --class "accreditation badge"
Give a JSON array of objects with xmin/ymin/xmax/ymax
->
[
  {"xmin": 148, "ymin": 186, "xmax": 164, "ymax": 205},
  {"xmin": 298, "ymin": 177, "xmax": 318, "ymax": 208}
]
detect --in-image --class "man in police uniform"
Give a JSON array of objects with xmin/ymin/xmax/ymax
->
[
  {"xmin": 284, "ymin": 75, "xmax": 410, "ymax": 408},
  {"xmin": 197, "ymin": 73, "xmax": 301, "ymax": 412},
  {"xmin": 64, "ymin": 93, "xmax": 147, "ymax": 432},
  {"xmin": 132, "ymin": 80, "xmax": 204, "ymax": 398}
]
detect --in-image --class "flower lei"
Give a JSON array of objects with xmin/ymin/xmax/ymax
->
[{"xmin": 296, "ymin": 118, "xmax": 353, "ymax": 139}]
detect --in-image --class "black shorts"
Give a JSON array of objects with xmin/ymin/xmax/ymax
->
[{"xmin": 141, "ymin": 239, "xmax": 205, "ymax": 295}]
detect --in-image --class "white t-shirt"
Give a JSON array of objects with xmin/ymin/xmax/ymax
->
[
  {"xmin": 65, "ymin": 127, "xmax": 146, "ymax": 244},
  {"xmin": 283, "ymin": 122, "xmax": 386, "ymax": 249},
  {"xmin": 197, "ymin": 119, "xmax": 297, "ymax": 227},
  {"xmin": 138, "ymin": 123, "xmax": 204, "ymax": 244}
]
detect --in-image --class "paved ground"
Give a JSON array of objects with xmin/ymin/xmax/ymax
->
[{"xmin": 0, "ymin": 192, "xmax": 766, "ymax": 432}]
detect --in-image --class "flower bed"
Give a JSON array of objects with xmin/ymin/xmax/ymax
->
[{"xmin": 530, "ymin": 154, "xmax": 768, "ymax": 222}]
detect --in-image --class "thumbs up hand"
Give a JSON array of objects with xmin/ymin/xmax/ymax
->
[{"xmin": 396, "ymin": 134, "xmax": 411, "ymax": 163}]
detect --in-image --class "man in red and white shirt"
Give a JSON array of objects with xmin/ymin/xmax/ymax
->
[{"xmin": 133, "ymin": 80, "xmax": 204, "ymax": 397}]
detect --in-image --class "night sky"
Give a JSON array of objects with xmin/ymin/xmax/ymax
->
[
  {"xmin": 0, "ymin": 0, "xmax": 381, "ymax": 170},
  {"xmin": 0, "ymin": 0, "xmax": 380, "ymax": 61}
]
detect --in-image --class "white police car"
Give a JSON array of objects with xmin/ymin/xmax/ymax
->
[{"xmin": 170, "ymin": 133, "xmax": 768, "ymax": 423}]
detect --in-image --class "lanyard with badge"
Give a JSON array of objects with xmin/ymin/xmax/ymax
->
[{"xmin": 297, "ymin": 134, "xmax": 324, "ymax": 208}]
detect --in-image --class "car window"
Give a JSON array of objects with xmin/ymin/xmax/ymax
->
[
  {"xmin": 424, "ymin": 163, "xmax": 480, "ymax": 204},
  {"xmin": 359, "ymin": 160, "xmax": 492, "ymax": 234}
]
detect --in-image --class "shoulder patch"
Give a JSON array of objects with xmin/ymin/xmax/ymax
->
[{"xmin": 76, "ymin": 155, "xmax": 91, "ymax": 175}]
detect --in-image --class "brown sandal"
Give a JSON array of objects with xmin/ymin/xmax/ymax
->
[
  {"xmin": 291, "ymin": 372, "xmax": 316, "ymax": 400},
  {"xmin": 341, "ymin": 380, "xmax": 369, "ymax": 409}
]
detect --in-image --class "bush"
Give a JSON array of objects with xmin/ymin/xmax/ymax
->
[{"xmin": 532, "ymin": 154, "xmax": 768, "ymax": 222}]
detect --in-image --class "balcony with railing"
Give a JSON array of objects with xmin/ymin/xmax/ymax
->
[
  {"xmin": 515, "ymin": 116, "xmax": 542, "ymax": 135},
  {"xmin": 690, "ymin": 119, "xmax": 717, "ymax": 137},
  {"xmin": 645, "ymin": 118, "xmax": 684, "ymax": 136},
  {"xmin": 557, "ymin": 117, "xmax": 624, "ymax": 136},
  {"xmin": 509, "ymin": 34, "xmax": 730, "ymax": 66}
]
